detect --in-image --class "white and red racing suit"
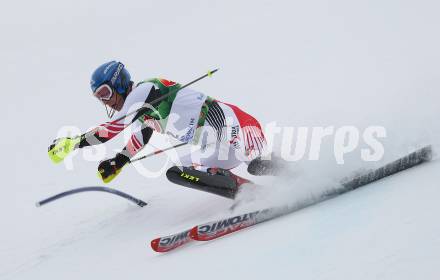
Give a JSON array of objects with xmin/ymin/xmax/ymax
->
[{"xmin": 79, "ymin": 78, "xmax": 267, "ymax": 171}]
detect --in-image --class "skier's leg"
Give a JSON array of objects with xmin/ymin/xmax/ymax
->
[
  {"xmin": 166, "ymin": 118, "xmax": 250, "ymax": 198},
  {"xmin": 166, "ymin": 100, "xmax": 271, "ymax": 197},
  {"xmin": 193, "ymin": 102, "xmax": 258, "ymax": 185},
  {"xmin": 217, "ymin": 101, "xmax": 267, "ymax": 161},
  {"xmin": 215, "ymin": 102, "xmax": 285, "ymax": 176},
  {"xmin": 166, "ymin": 139, "xmax": 248, "ymax": 199},
  {"xmin": 184, "ymin": 101, "xmax": 272, "ymax": 181}
]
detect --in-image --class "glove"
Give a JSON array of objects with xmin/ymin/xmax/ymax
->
[
  {"xmin": 97, "ymin": 153, "xmax": 130, "ymax": 183},
  {"xmin": 48, "ymin": 136, "xmax": 81, "ymax": 164}
]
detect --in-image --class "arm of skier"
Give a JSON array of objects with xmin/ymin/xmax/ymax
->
[
  {"xmin": 97, "ymin": 122, "xmax": 154, "ymax": 183},
  {"xmin": 48, "ymin": 83, "xmax": 156, "ymax": 164},
  {"xmin": 47, "ymin": 118, "xmax": 131, "ymax": 164}
]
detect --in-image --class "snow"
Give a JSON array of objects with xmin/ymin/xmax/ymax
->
[{"xmin": 2, "ymin": 0, "xmax": 440, "ymax": 279}]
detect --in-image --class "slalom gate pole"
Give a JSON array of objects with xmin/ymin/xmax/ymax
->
[{"xmin": 36, "ymin": 186, "xmax": 147, "ymax": 208}]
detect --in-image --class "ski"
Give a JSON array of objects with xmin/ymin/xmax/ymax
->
[
  {"xmin": 191, "ymin": 145, "xmax": 433, "ymax": 242},
  {"xmin": 150, "ymin": 145, "xmax": 432, "ymax": 252},
  {"xmin": 151, "ymin": 200, "xmax": 319, "ymax": 252}
]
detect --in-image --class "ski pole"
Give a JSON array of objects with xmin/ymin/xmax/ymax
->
[
  {"xmin": 113, "ymin": 69, "xmax": 219, "ymax": 124},
  {"xmin": 120, "ymin": 69, "xmax": 219, "ymax": 164},
  {"xmin": 129, "ymin": 142, "xmax": 188, "ymax": 163},
  {"xmin": 130, "ymin": 140, "xmax": 219, "ymax": 164}
]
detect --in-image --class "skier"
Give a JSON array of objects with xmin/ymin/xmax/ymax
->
[{"xmin": 48, "ymin": 61, "xmax": 270, "ymax": 198}]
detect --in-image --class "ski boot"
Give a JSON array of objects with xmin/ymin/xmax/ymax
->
[
  {"xmin": 166, "ymin": 166, "xmax": 251, "ymax": 199},
  {"xmin": 247, "ymin": 154, "xmax": 286, "ymax": 176}
]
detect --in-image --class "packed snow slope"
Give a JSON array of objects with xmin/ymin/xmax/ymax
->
[
  {"xmin": 4, "ymin": 158, "xmax": 440, "ymax": 280},
  {"xmin": 1, "ymin": 0, "xmax": 440, "ymax": 279}
]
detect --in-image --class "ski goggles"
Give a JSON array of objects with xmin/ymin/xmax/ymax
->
[{"xmin": 93, "ymin": 84, "xmax": 114, "ymax": 101}]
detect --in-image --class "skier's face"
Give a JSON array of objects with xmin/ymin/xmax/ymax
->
[{"xmin": 94, "ymin": 85, "xmax": 124, "ymax": 111}]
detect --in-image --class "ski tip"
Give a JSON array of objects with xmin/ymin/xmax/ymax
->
[
  {"xmin": 150, "ymin": 237, "xmax": 187, "ymax": 253},
  {"xmin": 150, "ymin": 230, "xmax": 193, "ymax": 253},
  {"xmin": 35, "ymin": 202, "xmax": 42, "ymax": 208},
  {"xmin": 150, "ymin": 237, "xmax": 181, "ymax": 253},
  {"xmin": 150, "ymin": 238, "xmax": 161, "ymax": 252}
]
